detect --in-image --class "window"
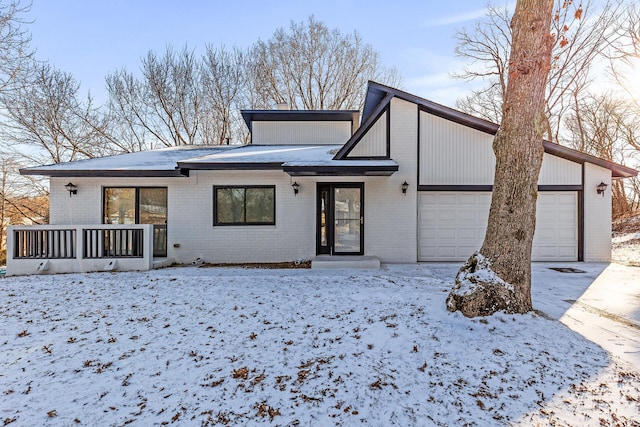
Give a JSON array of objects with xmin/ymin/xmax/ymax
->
[
  {"xmin": 103, "ymin": 187, "xmax": 167, "ymax": 225},
  {"xmin": 214, "ymin": 186, "xmax": 275, "ymax": 225}
]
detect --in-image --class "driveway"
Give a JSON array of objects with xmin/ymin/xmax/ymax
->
[{"xmin": 531, "ymin": 263, "xmax": 640, "ymax": 368}]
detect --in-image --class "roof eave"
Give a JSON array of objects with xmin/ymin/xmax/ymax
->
[
  {"xmin": 364, "ymin": 81, "xmax": 639, "ymax": 178},
  {"xmin": 283, "ymin": 164, "xmax": 398, "ymax": 176},
  {"xmin": 175, "ymin": 162, "xmax": 284, "ymax": 171},
  {"xmin": 19, "ymin": 169, "xmax": 188, "ymax": 178}
]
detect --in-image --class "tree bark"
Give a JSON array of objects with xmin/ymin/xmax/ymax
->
[{"xmin": 447, "ymin": 0, "xmax": 554, "ymax": 317}]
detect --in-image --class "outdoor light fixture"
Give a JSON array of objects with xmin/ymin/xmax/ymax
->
[
  {"xmin": 292, "ymin": 182, "xmax": 300, "ymax": 196},
  {"xmin": 401, "ymin": 181, "xmax": 409, "ymax": 195},
  {"xmin": 596, "ymin": 181, "xmax": 607, "ymax": 197},
  {"xmin": 65, "ymin": 182, "xmax": 77, "ymax": 197}
]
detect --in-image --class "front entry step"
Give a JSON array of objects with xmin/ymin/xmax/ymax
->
[
  {"xmin": 153, "ymin": 257, "xmax": 175, "ymax": 269},
  {"xmin": 311, "ymin": 255, "xmax": 380, "ymax": 270}
]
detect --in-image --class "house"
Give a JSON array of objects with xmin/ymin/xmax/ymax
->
[{"xmin": 6, "ymin": 82, "xmax": 638, "ymax": 275}]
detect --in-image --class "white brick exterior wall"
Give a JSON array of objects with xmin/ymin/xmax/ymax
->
[
  {"xmin": 363, "ymin": 98, "xmax": 418, "ymax": 262},
  {"xmin": 47, "ymin": 99, "xmax": 421, "ymax": 265}
]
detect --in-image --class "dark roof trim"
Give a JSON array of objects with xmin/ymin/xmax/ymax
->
[
  {"xmin": 418, "ymin": 184, "xmax": 583, "ymax": 192},
  {"xmin": 334, "ymin": 92, "xmax": 394, "ymax": 160},
  {"xmin": 283, "ymin": 164, "xmax": 398, "ymax": 176},
  {"xmin": 19, "ymin": 169, "xmax": 188, "ymax": 178},
  {"xmin": 541, "ymin": 142, "xmax": 637, "ymax": 178},
  {"xmin": 365, "ymin": 81, "xmax": 638, "ymax": 179},
  {"xmin": 241, "ymin": 110, "xmax": 360, "ymax": 134},
  {"xmin": 176, "ymin": 161, "xmax": 283, "ymax": 171}
]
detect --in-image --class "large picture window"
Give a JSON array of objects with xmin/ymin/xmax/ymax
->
[{"xmin": 214, "ymin": 186, "xmax": 275, "ymax": 225}]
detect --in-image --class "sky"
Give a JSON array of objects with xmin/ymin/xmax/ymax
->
[{"xmin": 26, "ymin": 0, "xmax": 510, "ymax": 107}]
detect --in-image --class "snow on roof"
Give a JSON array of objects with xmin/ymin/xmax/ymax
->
[
  {"xmin": 20, "ymin": 144, "xmax": 398, "ymax": 177},
  {"xmin": 21, "ymin": 145, "xmax": 235, "ymax": 174},
  {"xmin": 178, "ymin": 145, "xmax": 342, "ymax": 165}
]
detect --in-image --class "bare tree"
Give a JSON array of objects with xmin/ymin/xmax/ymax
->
[
  {"xmin": 447, "ymin": 0, "xmax": 555, "ymax": 317},
  {"xmin": 452, "ymin": 4, "xmax": 512, "ymax": 123},
  {"xmin": 105, "ymin": 18, "xmax": 400, "ymax": 146},
  {"xmin": 0, "ymin": 156, "xmax": 49, "ymax": 262},
  {"xmin": 246, "ymin": 16, "xmax": 401, "ymax": 110},
  {"xmin": 454, "ymin": 0, "xmax": 627, "ymax": 143},
  {"xmin": 107, "ymin": 46, "xmax": 216, "ymax": 148},
  {"xmin": 565, "ymin": 93, "xmax": 640, "ymax": 217},
  {"xmin": 0, "ymin": 63, "xmax": 112, "ymax": 164},
  {"xmin": 607, "ymin": 3, "xmax": 640, "ymax": 110},
  {"xmin": 105, "ymin": 69, "xmax": 154, "ymax": 152},
  {"xmin": 0, "ymin": 0, "xmax": 33, "ymax": 94},
  {"xmin": 201, "ymin": 45, "xmax": 247, "ymax": 145}
]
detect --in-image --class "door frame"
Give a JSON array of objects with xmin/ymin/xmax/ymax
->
[
  {"xmin": 102, "ymin": 186, "xmax": 168, "ymax": 257},
  {"xmin": 316, "ymin": 183, "xmax": 364, "ymax": 256}
]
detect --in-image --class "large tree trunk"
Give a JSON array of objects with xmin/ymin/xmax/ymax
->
[{"xmin": 447, "ymin": 0, "xmax": 554, "ymax": 317}]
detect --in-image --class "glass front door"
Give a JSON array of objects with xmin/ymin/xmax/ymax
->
[{"xmin": 317, "ymin": 184, "xmax": 363, "ymax": 255}]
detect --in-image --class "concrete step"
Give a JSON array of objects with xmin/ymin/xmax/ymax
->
[
  {"xmin": 153, "ymin": 257, "xmax": 175, "ymax": 269},
  {"xmin": 311, "ymin": 255, "xmax": 380, "ymax": 270}
]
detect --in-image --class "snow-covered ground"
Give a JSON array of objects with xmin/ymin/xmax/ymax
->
[
  {"xmin": 2, "ymin": 255, "xmax": 639, "ymax": 425},
  {"xmin": 613, "ymin": 214, "xmax": 640, "ymax": 267}
]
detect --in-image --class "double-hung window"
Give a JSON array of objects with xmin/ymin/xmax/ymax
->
[{"xmin": 214, "ymin": 186, "xmax": 275, "ymax": 225}]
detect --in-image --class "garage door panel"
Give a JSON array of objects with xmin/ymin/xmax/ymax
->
[
  {"xmin": 458, "ymin": 211, "xmax": 477, "ymax": 222},
  {"xmin": 438, "ymin": 228, "xmax": 457, "ymax": 239},
  {"xmin": 459, "ymin": 227, "xmax": 482, "ymax": 238},
  {"xmin": 458, "ymin": 194, "xmax": 479, "ymax": 204},
  {"xmin": 438, "ymin": 194, "xmax": 457, "ymax": 204},
  {"xmin": 418, "ymin": 192, "xmax": 577, "ymax": 261},
  {"xmin": 436, "ymin": 247, "xmax": 456, "ymax": 258},
  {"xmin": 557, "ymin": 246, "xmax": 577, "ymax": 258}
]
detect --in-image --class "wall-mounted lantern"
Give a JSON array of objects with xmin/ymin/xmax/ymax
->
[
  {"xmin": 401, "ymin": 181, "xmax": 409, "ymax": 195},
  {"xmin": 292, "ymin": 181, "xmax": 300, "ymax": 196},
  {"xmin": 596, "ymin": 181, "xmax": 607, "ymax": 197},
  {"xmin": 65, "ymin": 182, "xmax": 78, "ymax": 197}
]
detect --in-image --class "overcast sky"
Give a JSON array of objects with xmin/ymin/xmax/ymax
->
[{"xmin": 28, "ymin": 0, "xmax": 513, "ymax": 107}]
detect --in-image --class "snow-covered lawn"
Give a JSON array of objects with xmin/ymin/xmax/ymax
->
[{"xmin": 1, "ymin": 263, "xmax": 639, "ymax": 426}]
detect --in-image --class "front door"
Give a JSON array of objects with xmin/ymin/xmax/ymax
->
[{"xmin": 317, "ymin": 184, "xmax": 364, "ymax": 255}]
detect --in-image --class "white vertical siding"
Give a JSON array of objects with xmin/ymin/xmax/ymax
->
[
  {"xmin": 583, "ymin": 163, "xmax": 612, "ymax": 262},
  {"xmin": 347, "ymin": 111, "xmax": 387, "ymax": 157},
  {"xmin": 419, "ymin": 112, "xmax": 495, "ymax": 185},
  {"xmin": 420, "ymin": 112, "xmax": 583, "ymax": 186},
  {"xmin": 538, "ymin": 154, "xmax": 581, "ymax": 185},
  {"xmin": 252, "ymin": 121, "xmax": 351, "ymax": 145}
]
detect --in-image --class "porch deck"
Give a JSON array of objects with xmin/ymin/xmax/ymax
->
[{"xmin": 6, "ymin": 224, "xmax": 156, "ymax": 276}]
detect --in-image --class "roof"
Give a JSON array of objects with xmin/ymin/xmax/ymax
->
[
  {"xmin": 20, "ymin": 82, "xmax": 637, "ymax": 180},
  {"xmin": 21, "ymin": 144, "xmax": 399, "ymax": 178},
  {"xmin": 20, "ymin": 145, "xmax": 234, "ymax": 177},
  {"xmin": 343, "ymin": 81, "xmax": 638, "ymax": 179}
]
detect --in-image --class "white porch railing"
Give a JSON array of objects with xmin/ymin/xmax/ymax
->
[{"xmin": 6, "ymin": 224, "xmax": 155, "ymax": 276}]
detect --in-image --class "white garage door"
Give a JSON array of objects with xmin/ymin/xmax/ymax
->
[{"xmin": 417, "ymin": 192, "xmax": 578, "ymax": 261}]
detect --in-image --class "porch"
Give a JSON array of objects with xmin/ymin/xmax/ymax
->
[{"xmin": 6, "ymin": 224, "xmax": 170, "ymax": 276}]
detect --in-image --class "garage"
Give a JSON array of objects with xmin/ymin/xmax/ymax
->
[{"xmin": 417, "ymin": 192, "xmax": 578, "ymax": 262}]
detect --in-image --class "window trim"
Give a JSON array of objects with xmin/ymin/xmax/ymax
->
[{"xmin": 213, "ymin": 185, "xmax": 276, "ymax": 226}]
